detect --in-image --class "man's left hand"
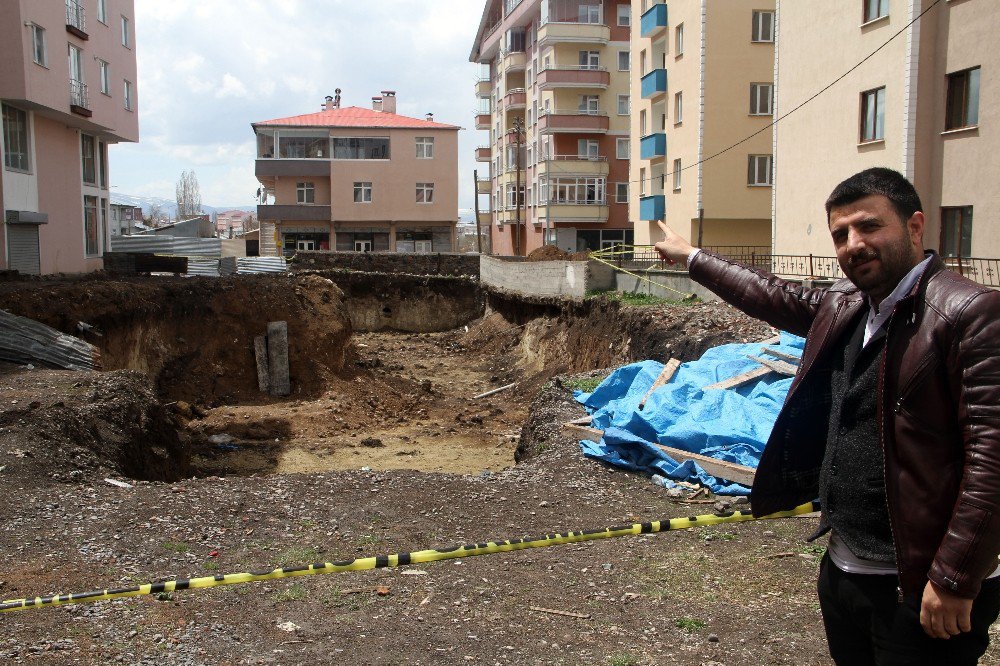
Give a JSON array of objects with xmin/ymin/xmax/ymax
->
[{"xmin": 920, "ymin": 580, "xmax": 974, "ymax": 639}]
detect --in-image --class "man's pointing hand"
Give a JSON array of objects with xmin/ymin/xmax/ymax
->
[{"xmin": 653, "ymin": 220, "xmax": 696, "ymax": 265}]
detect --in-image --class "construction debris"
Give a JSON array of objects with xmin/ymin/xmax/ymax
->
[{"xmin": 0, "ymin": 310, "xmax": 100, "ymax": 371}]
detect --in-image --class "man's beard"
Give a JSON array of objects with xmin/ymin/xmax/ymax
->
[{"xmin": 841, "ymin": 241, "xmax": 917, "ymax": 301}]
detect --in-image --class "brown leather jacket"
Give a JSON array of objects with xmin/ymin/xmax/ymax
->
[{"xmin": 689, "ymin": 250, "xmax": 1000, "ymax": 598}]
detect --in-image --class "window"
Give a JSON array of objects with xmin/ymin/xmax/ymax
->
[
  {"xmin": 97, "ymin": 0, "xmax": 107, "ymax": 23},
  {"xmin": 673, "ymin": 159, "xmax": 682, "ymax": 190},
  {"xmin": 752, "ymin": 11, "xmax": 775, "ymax": 43},
  {"xmin": 578, "ymin": 95, "xmax": 599, "ymax": 115},
  {"xmin": 121, "ymin": 16, "xmax": 130, "ymax": 47},
  {"xmin": 2, "ymin": 105, "xmax": 30, "ymax": 172},
  {"xmin": 505, "ymin": 184, "xmax": 525, "ymax": 208},
  {"xmin": 674, "ymin": 91, "xmax": 683, "ymax": 123},
  {"xmin": 940, "ymin": 206, "xmax": 973, "ymax": 258},
  {"xmin": 332, "ymin": 137, "xmax": 390, "ymax": 159},
  {"xmin": 578, "ymin": 4, "xmax": 601, "ymax": 24},
  {"xmin": 639, "ymin": 168, "xmax": 647, "ymax": 196},
  {"xmin": 31, "ymin": 24, "xmax": 46, "ymax": 67},
  {"xmin": 639, "ymin": 110, "xmax": 647, "ymax": 135},
  {"xmin": 353, "ymin": 182, "xmax": 372, "ymax": 203},
  {"xmin": 640, "ymin": 50, "xmax": 647, "ymax": 75},
  {"xmin": 616, "ymin": 138, "xmax": 630, "ymax": 160},
  {"xmin": 98, "ymin": 141, "xmax": 107, "ymax": 188},
  {"xmin": 860, "ymin": 86, "xmax": 885, "ymax": 142},
  {"xmin": 946, "ymin": 67, "xmax": 980, "ymax": 130},
  {"xmin": 296, "ymin": 182, "xmax": 315, "ymax": 204},
  {"xmin": 84, "ymin": 196, "xmax": 100, "ymax": 256},
  {"xmin": 578, "ymin": 139, "xmax": 599, "ymax": 158},
  {"xmin": 81, "ymin": 134, "xmax": 96, "ymax": 184},
  {"xmin": 618, "ymin": 51, "xmax": 630, "ymax": 71},
  {"xmin": 750, "ymin": 83, "xmax": 773, "ymax": 115},
  {"xmin": 863, "ymin": 0, "xmax": 889, "ymax": 23},
  {"xmin": 748, "ymin": 155, "xmax": 773, "ymax": 186},
  {"xmin": 617, "ymin": 94, "xmax": 630, "ymax": 115},
  {"xmin": 676, "ymin": 24, "xmax": 684, "ymax": 56},
  {"xmin": 549, "ymin": 177, "xmax": 605, "ymax": 204},
  {"xmin": 124, "ymin": 80, "xmax": 132, "ymax": 111},
  {"xmin": 68, "ymin": 44, "xmax": 83, "ymax": 83},
  {"xmin": 416, "ymin": 136, "xmax": 434, "ymax": 159},
  {"xmin": 416, "ymin": 183, "xmax": 435, "ymax": 203},
  {"xmin": 615, "ymin": 182, "xmax": 629, "ymax": 203},
  {"xmin": 618, "ymin": 5, "xmax": 631, "ymax": 26},
  {"xmin": 579, "ymin": 50, "xmax": 600, "ymax": 70},
  {"xmin": 99, "ymin": 60, "xmax": 110, "ymax": 95}
]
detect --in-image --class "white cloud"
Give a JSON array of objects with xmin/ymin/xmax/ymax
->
[{"xmin": 217, "ymin": 74, "xmax": 249, "ymax": 99}]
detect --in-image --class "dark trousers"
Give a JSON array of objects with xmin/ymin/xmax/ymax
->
[{"xmin": 818, "ymin": 554, "xmax": 1000, "ymax": 665}]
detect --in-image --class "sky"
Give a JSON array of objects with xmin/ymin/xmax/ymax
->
[{"xmin": 110, "ymin": 0, "xmax": 487, "ymax": 214}]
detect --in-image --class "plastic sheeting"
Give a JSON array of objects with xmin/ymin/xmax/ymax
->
[{"xmin": 575, "ymin": 332, "xmax": 806, "ymax": 495}]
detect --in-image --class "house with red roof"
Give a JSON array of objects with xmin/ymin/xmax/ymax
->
[{"xmin": 252, "ymin": 91, "xmax": 460, "ymax": 256}]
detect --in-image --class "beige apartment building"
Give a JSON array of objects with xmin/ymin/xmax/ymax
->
[
  {"xmin": 470, "ymin": 0, "xmax": 635, "ymax": 256},
  {"xmin": 252, "ymin": 93, "xmax": 460, "ymax": 256},
  {"xmin": 775, "ymin": 0, "xmax": 997, "ymax": 273},
  {"xmin": 0, "ymin": 0, "xmax": 139, "ymax": 275},
  {"xmin": 630, "ymin": 0, "xmax": 775, "ymax": 250}
]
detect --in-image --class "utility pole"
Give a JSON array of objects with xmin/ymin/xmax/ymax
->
[
  {"xmin": 473, "ymin": 169, "xmax": 484, "ymax": 254},
  {"xmin": 697, "ymin": 207, "xmax": 704, "ymax": 249},
  {"xmin": 513, "ymin": 116, "xmax": 524, "ymax": 257}
]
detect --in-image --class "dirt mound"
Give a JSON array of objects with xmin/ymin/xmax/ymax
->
[{"xmin": 525, "ymin": 245, "xmax": 590, "ymax": 262}]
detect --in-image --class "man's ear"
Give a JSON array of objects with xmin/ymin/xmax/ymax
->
[{"xmin": 907, "ymin": 211, "xmax": 925, "ymax": 248}]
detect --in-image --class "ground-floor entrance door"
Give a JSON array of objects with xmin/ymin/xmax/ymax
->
[
  {"xmin": 296, "ymin": 240, "xmax": 316, "ymax": 252},
  {"xmin": 7, "ymin": 224, "xmax": 41, "ymax": 275},
  {"xmin": 354, "ymin": 240, "xmax": 372, "ymax": 252}
]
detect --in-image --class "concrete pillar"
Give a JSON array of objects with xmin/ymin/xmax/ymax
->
[{"xmin": 266, "ymin": 321, "xmax": 290, "ymax": 396}]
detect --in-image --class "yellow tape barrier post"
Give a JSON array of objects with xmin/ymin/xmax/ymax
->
[{"xmin": 0, "ymin": 502, "xmax": 818, "ymax": 614}]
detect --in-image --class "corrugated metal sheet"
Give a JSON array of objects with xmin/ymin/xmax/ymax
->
[
  {"xmin": 237, "ymin": 257, "xmax": 288, "ymax": 274},
  {"xmin": 0, "ymin": 310, "xmax": 99, "ymax": 370},
  {"xmin": 172, "ymin": 237, "xmax": 221, "ymax": 257},
  {"xmin": 219, "ymin": 257, "xmax": 238, "ymax": 276},
  {"xmin": 186, "ymin": 259, "xmax": 221, "ymax": 277},
  {"xmin": 110, "ymin": 235, "xmax": 221, "ymax": 258}
]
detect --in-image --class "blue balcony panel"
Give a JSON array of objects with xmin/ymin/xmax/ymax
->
[
  {"xmin": 640, "ymin": 195, "xmax": 665, "ymax": 221},
  {"xmin": 640, "ymin": 3, "xmax": 668, "ymax": 38},
  {"xmin": 641, "ymin": 69, "xmax": 668, "ymax": 99},
  {"xmin": 640, "ymin": 133, "xmax": 666, "ymax": 160}
]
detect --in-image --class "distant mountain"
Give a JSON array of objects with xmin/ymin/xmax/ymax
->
[{"xmin": 110, "ymin": 193, "xmax": 256, "ymax": 219}]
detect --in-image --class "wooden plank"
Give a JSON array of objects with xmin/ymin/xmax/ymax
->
[
  {"xmin": 254, "ymin": 335, "xmax": 270, "ymax": 393},
  {"xmin": 747, "ymin": 356, "xmax": 798, "ymax": 377},
  {"xmin": 567, "ymin": 416, "xmax": 594, "ymax": 426},
  {"xmin": 472, "ymin": 383, "xmax": 516, "ymax": 400},
  {"xmin": 562, "ymin": 423, "xmax": 605, "ymax": 443},
  {"xmin": 762, "ymin": 346, "xmax": 801, "ymax": 364},
  {"xmin": 267, "ymin": 321, "xmax": 290, "ymax": 397},
  {"xmin": 638, "ymin": 358, "xmax": 681, "ymax": 410},
  {"xmin": 757, "ymin": 334, "xmax": 782, "ymax": 345},
  {"xmin": 704, "ymin": 365, "xmax": 772, "ymax": 391}
]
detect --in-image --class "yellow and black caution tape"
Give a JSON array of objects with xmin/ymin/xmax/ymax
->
[
  {"xmin": 588, "ymin": 245, "xmax": 697, "ymax": 301},
  {"xmin": 0, "ymin": 501, "xmax": 818, "ymax": 614}
]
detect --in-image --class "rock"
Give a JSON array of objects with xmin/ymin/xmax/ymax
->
[
  {"xmin": 360, "ymin": 438, "xmax": 385, "ymax": 448},
  {"xmin": 708, "ymin": 634, "xmax": 720, "ymax": 643},
  {"xmin": 208, "ymin": 434, "xmax": 235, "ymax": 445}
]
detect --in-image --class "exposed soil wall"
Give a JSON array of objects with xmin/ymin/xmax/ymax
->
[{"xmin": 292, "ymin": 251, "xmax": 480, "ymax": 277}]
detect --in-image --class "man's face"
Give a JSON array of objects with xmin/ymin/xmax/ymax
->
[{"xmin": 828, "ymin": 194, "xmax": 924, "ymax": 305}]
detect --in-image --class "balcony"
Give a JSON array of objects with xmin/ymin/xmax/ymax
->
[
  {"xmin": 69, "ymin": 81, "xmax": 92, "ymax": 117},
  {"xmin": 640, "ymin": 3, "xmax": 668, "ymax": 39},
  {"xmin": 477, "ymin": 179, "xmax": 492, "ymax": 194},
  {"xmin": 640, "ymin": 133, "xmax": 667, "ymax": 161},
  {"xmin": 476, "ymin": 146, "xmax": 492, "ymax": 162},
  {"xmin": 538, "ymin": 111, "xmax": 609, "ymax": 134},
  {"xmin": 641, "ymin": 69, "xmax": 668, "ymax": 100},
  {"xmin": 537, "ymin": 21, "xmax": 610, "ymax": 47},
  {"xmin": 544, "ymin": 203, "xmax": 610, "ymax": 224},
  {"xmin": 66, "ymin": 0, "xmax": 88, "ymax": 40},
  {"xmin": 502, "ymin": 88, "xmax": 527, "ymax": 109},
  {"xmin": 475, "ymin": 113, "xmax": 491, "ymax": 130},
  {"xmin": 537, "ymin": 67, "xmax": 610, "ymax": 90},
  {"xmin": 255, "ymin": 159, "xmax": 330, "ymax": 178},
  {"xmin": 541, "ymin": 155, "xmax": 609, "ymax": 177},
  {"xmin": 500, "ymin": 49, "xmax": 527, "ymax": 72},
  {"xmin": 257, "ymin": 205, "xmax": 332, "ymax": 222},
  {"xmin": 639, "ymin": 195, "xmax": 665, "ymax": 221},
  {"xmin": 475, "ymin": 78, "xmax": 492, "ymax": 98}
]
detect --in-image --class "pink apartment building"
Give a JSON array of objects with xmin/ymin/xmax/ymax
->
[
  {"xmin": 0, "ymin": 0, "xmax": 138, "ymax": 275},
  {"xmin": 252, "ymin": 91, "xmax": 460, "ymax": 256}
]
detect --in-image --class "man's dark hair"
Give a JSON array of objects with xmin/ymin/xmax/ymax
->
[{"xmin": 825, "ymin": 167, "xmax": 923, "ymax": 223}]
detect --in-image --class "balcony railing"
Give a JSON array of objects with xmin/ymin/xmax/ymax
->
[
  {"xmin": 475, "ymin": 146, "xmax": 492, "ymax": 162},
  {"xmin": 66, "ymin": 0, "xmax": 88, "ymax": 39},
  {"xmin": 639, "ymin": 195, "xmax": 665, "ymax": 221},
  {"xmin": 502, "ymin": 88, "xmax": 527, "ymax": 108},
  {"xmin": 69, "ymin": 80, "xmax": 92, "ymax": 117},
  {"xmin": 640, "ymin": 3, "xmax": 669, "ymax": 38},
  {"xmin": 538, "ymin": 110, "xmax": 610, "ymax": 133},
  {"xmin": 537, "ymin": 66, "xmax": 611, "ymax": 89},
  {"xmin": 641, "ymin": 69, "xmax": 668, "ymax": 99},
  {"xmin": 640, "ymin": 133, "xmax": 667, "ymax": 160}
]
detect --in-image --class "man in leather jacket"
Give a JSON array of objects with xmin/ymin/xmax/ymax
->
[{"xmin": 654, "ymin": 168, "xmax": 1000, "ymax": 664}]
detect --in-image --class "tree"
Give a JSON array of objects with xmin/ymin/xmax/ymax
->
[
  {"xmin": 145, "ymin": 202, "xmax": 163, "ymax": 227},
  {"xmin": 175, "ymin": 170, "xmax": 202, "ymax": 219}
]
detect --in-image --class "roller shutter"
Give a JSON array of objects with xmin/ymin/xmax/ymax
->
[{"xmin": 7, "ymin": 225, "xmax": 40, "ymax": 275}]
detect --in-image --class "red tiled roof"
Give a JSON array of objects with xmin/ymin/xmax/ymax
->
[{"xmin": 253, "ymin": 106, "xmax": 460, "ymax": 130}]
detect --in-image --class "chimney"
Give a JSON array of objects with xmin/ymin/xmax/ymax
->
[
  {"xmin": 324, "ymin": 88, "xmax": 343, "ymax": 111},
  {"xmin": 425, "ymin": 113, "xmax": 434, "ymax": 122},
  {"xmin": 380, "ymin": 90, "xmax": 397, "ymax": 114},
  {"xmin": 372, "ymin": 96, "xmax": 383, "ymax": 112},
  {"xmin": 324, "ymin": 95, "xmax": 334, "ymax": 111}
]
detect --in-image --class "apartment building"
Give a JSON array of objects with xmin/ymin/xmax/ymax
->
[
  {"xmin": 0, "ymin": 0, "xmax": 138, "ymax": 275},
  {"xmin": 252, "ymin": 92, "xmax": 460, "ymax": 256},
  {"xmin": 774, "ymin": 0, "xmax": 997, "ymax": 269},
  {"xmin": 630, "ymin": 0, "xmax": 776, "ymax": 250},
  {"xmin": 471, "ymin": 0, "xmax": 634, "ymax": 256}
]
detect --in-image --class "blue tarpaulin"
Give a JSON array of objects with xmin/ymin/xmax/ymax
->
[{"xmin": 574, "ymin": 332, "xmax": 806, "ymax": 495}]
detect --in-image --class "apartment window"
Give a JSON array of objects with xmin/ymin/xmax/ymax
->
[
  {"xmin": 674, "ymin": 91, "xmax": 683, "ymax": 123},
  {"xmin": 579, "ymin": 50, "xmax": 600, "ymax": 70},
  {"xmin": 615, "ymin": 183, "xmax": 629, "ymax": 203},
  {"xmin": 416, "ymin": 136, "xmax": 434, "ymax": 159},
  {"xmin": 332, "ymin": 137, "xmax": 390, "ymax": 159},
  {"xmin": 748, "ymin": 155, "xmax": 773, "ymax": 186},
  {"xmin": 578, "ymin": 4, "xmax": 601, "ymax": 24},
  {"xmin": 676, "ymin": 24, "xmax": 684, "ymax": 56},
  {"xmin": 609, "ymin": 3, "xmax": 626, "ymax": 26},
  {"xmin": 31, "ymin": 24, "xmax": 46, "ymax": 67},
  {"xmin": 99, "ymin": 60, "xmax": 110, "ymax": 95},
  {"xmin": 618, "ymin": 51, "xmax": 630, "ymax": 71},
  {"xmin": 616, "ymin": 138, "xmax": 630, "ymax": 160},
  {"xmin": 353, "ymin": 182, "xmax": 372, "ymax": 203},
  {"xmin": 84, "ymin": 196, "xmax": 100, "ymax": 256},
  {"xmin": 579, "ymin": 95, "xmax": 599, "ymax": 115},
  {"xmin": 68, "ymin": 44, "xmax": 83, "ymax": 83},
  {"xmin": 98, "ymin": 141, "xmax": 107, "ymax": 188},
  {"xmin": 578, "ymin": 139, "xmax": 599, "ymax": 158},
  {"xmin": 2, "ymin": 105, "xmax": 30, "ymax": 172},
  {"xmin": 752, "ymin": 11, "xmax": 775, "ymax": 43},
  {"xmin": 550, "ymin": 177, "xmax": 605, "ymax": 204},
  {"xmin": 416, "ymin": 183, "xmax": 435, "ymax": 203},
  {"xmin": 296, "ymin": 182, "xmax": 315, "ymax": 204},
  {"xmin": 940, "ymin": 206, "xmax": 973, "ymax": 257},
  {"xmin": 124, "ymin": 80, "xmax": 133, "ymax": 111},
  {"xmin": 639, "ymin": 109, "xmax": 647, "ymax": 135},
  {"xmin": 617, "ymin": 94, "xmax": 630, "ymax": 115},
  {"xmin": 750, "ymin": 83, "xmax": 774, "ymax": 115},
  {"xmin": 121, "ymin": 16, "xmax": 130, "ymax": 48},
  {"xmin": 505, "ymin": 184, "xmax": 525, "ymax": 208},
  {"xmin": 673, "ymin": 158, "xmax": 682, "ymax": 190},
  {"xmin": 863, "ymin": 0, "xmax": 889, "ymax": 23},
  {"xmin": 860, "ymin": 86, "xmax": 886, "ymax": 142},
  {"xmin": 97, "ymin": 0, "xmax": 107, "ymax": 24},
  {"xmin": 640, "ymin": 50, "xmax": 647, "ymax": 76},
  {"xmin": 946, "ymin": 67, "xmax": 980, "ymax": 130},
  {"xmin": 639, "ymin": 168, "xmax": 647, "ymax": 196},
  {"xmin": 81, "ymin": 134, "xmax": 96, "ymax": 184}
]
